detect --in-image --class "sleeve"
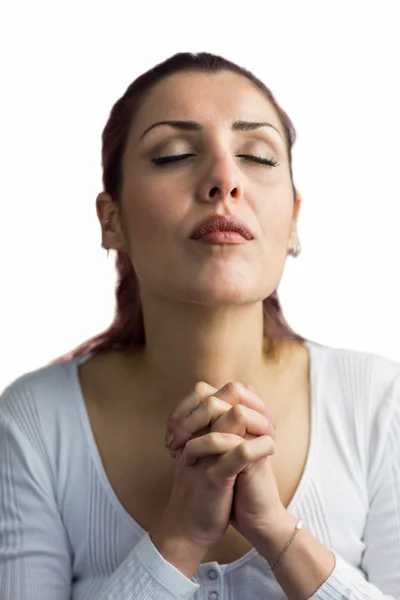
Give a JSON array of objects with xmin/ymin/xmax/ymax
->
[
  {"xmin": 0, "ymin": 391, "xmax": 200, "ymax": 600},
  {"xmin": 310, "ymin": 372, "xmax": 400, "ymax": 600}
]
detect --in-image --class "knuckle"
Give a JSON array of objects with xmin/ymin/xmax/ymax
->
[
  {"xmin": 236, "ymin": 441, "xmax": 252, "ymax": 461},
  {"xmin": 262, "ymin": 436, "xmax": 276, "ymax": 455},
  {"xmin": 204, "ymin": 395, "xmax": 217, "ymax": 409},
  {"xmin": 230, "ymin": 405, "xmax": 247, "ymax": 428},
  {"xmin": 208, "ymin": 431, "xmax": 230, "ymax": 447},
  {"xmin": 230, "ymin": 404, "xmax": 246, "ymax": 418},
  {"xmin": 222, "ymin": 381, "xmax": 242, "ymax": 395},
  {"xmin": 206, "ymin": 395, "xmax": 226, "ymax": 413},
  {"xmin": 208, "ymin": 431, "xmax": 223, "ymax": 446},
  {"xmin": 194, "ymin": 381, "xmax": 209, "ymax": 395}
]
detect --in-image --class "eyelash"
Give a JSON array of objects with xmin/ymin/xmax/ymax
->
[{"xmin": 151, "ymin": 153, "xmax": 279, "ymax": 167}]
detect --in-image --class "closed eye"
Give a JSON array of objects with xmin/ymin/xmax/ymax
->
[
  {"xmin": 236, "ymin": 154, "xmax": 279, "ymax": 167},
  {"xmin": 151, "ymin": 154, "xmax": 279, "ymax": 167},
  {"xmin": 151, "ymin": 153, "xmax": 195, "ymax": 165}
]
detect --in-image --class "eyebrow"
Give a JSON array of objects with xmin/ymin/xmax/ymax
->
[{"xmin": 140, "ymin": 120, "xmax": 283, "ymax": 141}]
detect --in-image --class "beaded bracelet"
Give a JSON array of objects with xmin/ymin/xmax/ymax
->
[{"xmin": 270, "ymin": 519, "xmax": 303, "ymax": 571}]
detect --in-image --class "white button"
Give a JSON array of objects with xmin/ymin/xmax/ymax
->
[
  {"xmin": 208, "ymin": 593, "xmax": 219, "ymax": 600},
  {"xmin": 207, "ymin": 568, "xmax": 218, "ymax": 580}
]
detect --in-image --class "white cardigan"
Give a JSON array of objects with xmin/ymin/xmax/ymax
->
[{"xmin": 0, "ymin": 339, "xmax": 399, "ymax": 599}]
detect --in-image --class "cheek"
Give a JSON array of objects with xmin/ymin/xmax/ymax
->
[
  {"xmin": 122, "ymin": 181, "xmax": 185, "ymax": 259},
  {"xmin": 256, "ymin": 201, "xmax": 293, "ymax": 245},
  {"xmin": 250, "ymin": 176, "xmax": 294, "ymax": 241}
]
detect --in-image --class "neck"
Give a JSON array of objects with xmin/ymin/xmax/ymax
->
[{"xmin": 129, "ymin": 296, "xmax": 290, "ymax": 415}]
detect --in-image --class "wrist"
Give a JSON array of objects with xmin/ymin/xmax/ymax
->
[
  {"xmin": 248, "ymin": 509, "xmax": 299, "ymax": 563},
  {"xmin": 149, "ymin": 530, "xmax": 206, "ymax": 580}
]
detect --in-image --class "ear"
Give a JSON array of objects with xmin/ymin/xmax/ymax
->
[
  {"xmin": 292, "ymin": 190, "xmax": 302, "ymax": 222},
  {"xmin": 96, "ymin": 192, "xmax": 128, "ymax": 253},
  {"xmin": 289, "ymin": 190, "xmax": 302, "ymax": 245}
]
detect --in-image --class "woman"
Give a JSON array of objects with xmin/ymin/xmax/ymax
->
[{"xmin": 0, "ymin": 52, "xmax": 399, "ymax": 600}]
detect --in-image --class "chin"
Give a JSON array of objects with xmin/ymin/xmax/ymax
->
[
  {"xmin": 151, "ymin": 265, "xmax": 279, "ymax": 306},
  {"xmin": 174, "ymin": 280, "xmax": 266, "ymax": 307}
]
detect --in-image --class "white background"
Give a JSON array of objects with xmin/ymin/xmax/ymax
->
[{"xmin": 1, "ymin": 1, "xmax": 399, "ymax": 392}]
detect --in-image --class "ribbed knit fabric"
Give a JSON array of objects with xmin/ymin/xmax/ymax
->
[{"xmin": 1, "ymin": 339, "xmax": 399, "ymax": 599}]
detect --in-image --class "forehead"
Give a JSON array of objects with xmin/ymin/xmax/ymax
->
[{"xmin": 128, "ymin": 70, "xmax": 283, "ymax": 140}]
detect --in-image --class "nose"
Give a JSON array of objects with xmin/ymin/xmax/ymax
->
[{"xmin": 196, "ymin": 153, "xmax": 244, "ymax": 205}]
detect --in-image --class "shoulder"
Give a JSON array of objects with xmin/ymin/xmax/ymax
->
[
  {"xmin": 0, "ymin": 356, "xmax": 83, "ymax": 444},
  {"xmin": 310, "ymin": 339, "xmax": 400, "ymax": 393},
  {"xmin": 309, "ymin": 339, "xmax": 400, "ymax": 435}
]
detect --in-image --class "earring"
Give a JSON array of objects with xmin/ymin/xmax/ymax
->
[{"xmin": 289, "ymin": 241, "xmax": 301, "ymax": 257}]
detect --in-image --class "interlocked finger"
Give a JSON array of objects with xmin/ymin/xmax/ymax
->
[
  {"xmin": 181, "ymin": 431, "xmax": 276, "ymax": 475},
  {"xmin": 210, "ymin": 403, "xmax": 275, "ymax": 441},
  {"xmin": 168, "ymin": 395, "xmax": 234, "ymax": 450},
  {"xmin": 167, "ymin": 381, "xmax": 276, "ymax": 452}
]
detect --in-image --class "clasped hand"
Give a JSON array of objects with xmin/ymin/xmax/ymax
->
[{"xmin": 164, "ymin": 381, "xmax": 285, "ymax": 542}]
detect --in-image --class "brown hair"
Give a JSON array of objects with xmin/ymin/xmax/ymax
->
[{"xmin": 52, "ymin": 52, "xmax": 307, "ymax": 364}]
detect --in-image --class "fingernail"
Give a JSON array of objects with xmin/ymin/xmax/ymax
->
[{"xmin": 165, "ymin": 432, "xmax": 175, "ymax": 448}]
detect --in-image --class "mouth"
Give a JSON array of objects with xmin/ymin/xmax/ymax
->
[{"xmin": 189, "ymin": 214, "xmax": 254, "ymax": 244}]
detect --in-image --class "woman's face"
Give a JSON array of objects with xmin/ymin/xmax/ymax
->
[{"xmin": 112, "ymin": 70, "xmax": 299, "ymax": 306}]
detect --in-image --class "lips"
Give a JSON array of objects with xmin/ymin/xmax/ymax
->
[{"xmin": 189, "ymin": 215, "xmax": 254, "ymax": 240}]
